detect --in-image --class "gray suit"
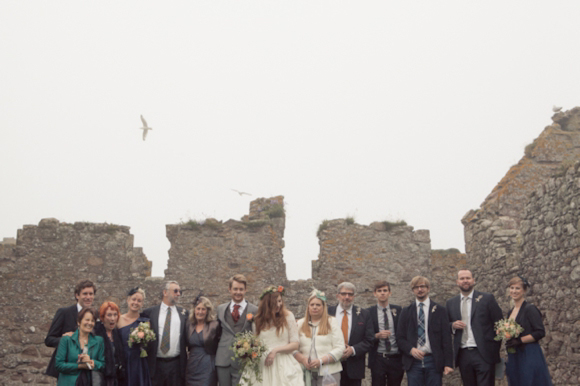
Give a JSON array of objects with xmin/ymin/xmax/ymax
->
[{"xmin": 215, "ymin": 301, "xmax": 258, "ymax": 386}]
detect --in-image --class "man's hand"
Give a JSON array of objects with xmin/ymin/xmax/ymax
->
[
  {"xmin": 410, "ymin": 348, "xmax": 425, "ymax": 360},
  {"xmin": 376, "ymin": 330, "xmax": 390, "ymax": 339},
  {"xmin": 62, "ymin": 331, "xmax": 74, "ymax": 337},
  {"xmin": 452, "ymin": 321, "xmax": 466, "ymax": 330},
  {"xmin": 443, "ymin": 366, "xmax": 453, "ymax": 375},
  {"xmin": 342, "ymin": 345, "xmax": 354, "ymax": 360}
]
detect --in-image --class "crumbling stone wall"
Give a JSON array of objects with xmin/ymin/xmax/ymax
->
[
  {"xmin": 313, "ymin": 219, "xmax": 434, "ymax": 309},
  {"xmin": 462, "ymin": 108, "xmax": 580, "ymax": 386}
]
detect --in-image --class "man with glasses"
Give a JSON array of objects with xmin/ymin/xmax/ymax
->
[
  {"xmin": 328, "ymin": 282, "xmax": 374, "ymax": 386},
  {"xmin": 142, "ymin": 280, "xmax": 189, "ymax": 386},
  {"xmin": 396, "ymin": 276, "xmax": 453, "ymax": 386}
]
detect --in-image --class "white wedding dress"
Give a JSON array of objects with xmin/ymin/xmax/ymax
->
[{"xmin": 240, "ymin": 312, "xmax": 305, "ymax": 386}]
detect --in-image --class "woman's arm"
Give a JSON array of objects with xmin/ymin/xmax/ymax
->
[
  {"xmin": 522, "ymin": 304, "xmax": 546, "ymax": 343},
  {"xmin": 55, "ymin": 336, "xmax": 82, "ymax": 374},
  {"xmin": 91, "ymin": 336, "xmax": 106, "ymax": 371},
  {"xmin": 327, "ymin": 317, "xmax": 345, "ymax": 363}
]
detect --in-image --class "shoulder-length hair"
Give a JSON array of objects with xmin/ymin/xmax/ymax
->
[
  {"xmin": 255, "ymin": 292, "xmax": 288, "ymax": 336},
  {"xmin": 98, "ymin": 301, "xmax": 120, "ymax": 321},
  {"xmin": 300, "ymin": 290, "xmax": 331, "ymax": 337},
  {"xmin": 189, "ymin": 296, "xmax": 217, "ymax": 324}
]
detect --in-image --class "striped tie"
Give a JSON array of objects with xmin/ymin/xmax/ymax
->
[
  {"xmin": 160, "ymin": 307, "xmax": 171, "ymax": 354},
  {"xmin": 418, "ymin": 303, "xmax": 425, "ymax": 347}
]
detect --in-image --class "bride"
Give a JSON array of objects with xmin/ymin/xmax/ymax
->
[{"xmin": 240, "ymin": 286, "xmax": 304, "ymax": 386}]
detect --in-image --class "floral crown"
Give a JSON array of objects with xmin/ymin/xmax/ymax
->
[
  {"xmin": 260, "ymin": 285, "xmax": 285, "ymax": 300},
  {"xmin": 310, "ymin": 288, "xmax": 327, "ymax": 302}
]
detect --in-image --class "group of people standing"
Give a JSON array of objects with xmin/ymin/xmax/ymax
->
[{"xmin": 44, "ymin": 270, "xmax": 552, "ymax": 386}]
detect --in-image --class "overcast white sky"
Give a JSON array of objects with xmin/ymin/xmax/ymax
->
[{"xmin": 2, "ymin": 2, "xmax": 579, "ymax": 279}]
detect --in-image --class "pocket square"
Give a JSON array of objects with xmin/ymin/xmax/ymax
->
[{"xmin": 357, "ymin": 322, "xmax": 364, "ymax": 325}]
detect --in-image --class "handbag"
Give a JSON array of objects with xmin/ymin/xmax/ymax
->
[{"xmin": 321, "ymin": 365, "xmax": 337, "ymax": 386}]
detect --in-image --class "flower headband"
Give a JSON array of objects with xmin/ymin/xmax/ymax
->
[
  {"xmin": 260, "ymin": 285, "xmax": 285, "ymax": 300},
  {"xmin": 311, "ymin": 288, "xmax": 327, "ymax": 302}
]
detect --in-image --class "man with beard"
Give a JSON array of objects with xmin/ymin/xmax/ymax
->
[
  {"xmin": 142, "ymin": 280, "xmax": 189, "ymax": 386},
  {"xmin": 328, "ymin": 282, "xmax": 374, "ymax": 386},
  {"xmin": 446, "ymin": 269, "xmax": 503, "ymax": 386},
  {"xmin": 45, "ymin": 279, "xmax": 96, "ymax": 378},
  {"xmin": 396, "ymin": 276, "xmax": 453, "ymax": 386}
]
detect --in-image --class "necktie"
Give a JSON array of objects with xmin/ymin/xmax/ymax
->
[
  {"xmin": 341, "ymin": 310, "xmax": 349, "ymax": 345},
  {"xmin": 382, "ymin": 308, "xmax": 391, "ymax": 352},
  {"xmin": 232, "ymin": 304, "xmax": 241, "ymax": 323},
  {"xmin": 418, "ymin": 303, "xmax": 425, "ymax": 347},
  {"xmin": 461, "ymin": 297, "xmax": 469, "ymax": 345},
  {"xmin": 160, "ymin": 307, "xmax": 171, "ymax": 354}
]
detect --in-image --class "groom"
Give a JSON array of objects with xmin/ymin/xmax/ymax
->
[{"xmin": 216, "ymin": 274, "xmax": 258, "ymax": 386}]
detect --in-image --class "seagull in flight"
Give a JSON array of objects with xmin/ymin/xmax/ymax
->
[
  {"xmin": 231, "ymin": 189, "xmax": 252, "ymax": 196},
  {"xmin": 139, "ymin": 115, "xmax": 153, "ymax": 141},
  {"xmin": 553, "ymin": 105, "xmax": 563, "ymax": 113}
]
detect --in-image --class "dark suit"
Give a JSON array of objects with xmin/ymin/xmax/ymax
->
[
  {"xmin": 447, "ymin": 291, "xmax": 502, "ymax": 386},
  {"xmin": 367, "ymin": 304, "xmax": 404, "ymax": 386},
  {"xmin": 44, "ymin": 304, "xmax": 79, "ymax": 378},
  {"xmin": 328, "ymin": 305, "xmax": 374, "ymax": 386},
  {"xmin": 396, "ymin": 300, "xmax": 453, "ymax": 386},
  {"xmin": 142, "ymin": 304, "xmax": 189, "ymax": 386}
]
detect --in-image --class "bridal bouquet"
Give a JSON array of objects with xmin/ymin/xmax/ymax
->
[
  {"xmin": 128, "ymin": 321, "xmax": 156, "ymax": 358},
  {"xmin": 231, "ymin": 331, "xmax": 268, "ymax": 386},
  {"xmin": 494, "ymin": 318, "xmax": 524, "ymax": 353}
]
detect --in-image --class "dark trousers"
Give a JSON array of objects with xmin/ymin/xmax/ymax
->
[
  {"xmin": 340, "ymin": 370, "xmax": 362, "ymax": 386},
  {"xmin": 152, "ymin": 357, "xmax": 182, "ymax": 386},
  {"xmin": 406, "ymin": 356, "xmax": 441, "ymax": 386},
  {"xmin": 371, "ymin": 354, "xmax": 405, "ymax": 386},
  {"xmin": 457, "ymin": 348, "xmax": 495, "ymax": 386}
]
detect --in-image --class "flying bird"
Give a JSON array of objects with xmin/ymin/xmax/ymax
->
[
  {"xmin": 139, "ymin": 115, "xmax": 153, "ymax": 141},
  {"xmin": 553, "ymin": 105, "xmax": 563, "ymax": 113},
  {"xmin": 231, "ymin": 189, "xmax": 252, "ymax": 196}
]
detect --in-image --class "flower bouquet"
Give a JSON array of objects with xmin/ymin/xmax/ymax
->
[
  {"xmin": 128, "ymin": 321, "xmax": 156, "ymax": 358},
  {"xmin": 494, "ymin": 318, "xmax": 524, "ymax": 353},
  {"xmin": 231, "ymin": 331, "xmax": 268, "ymax": 386}
]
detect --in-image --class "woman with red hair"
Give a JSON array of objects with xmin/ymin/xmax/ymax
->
[
  {"xmin": 94, "ymin": 301, "xmax": 126, "ymax": 386},
  {"xmin": 240, "ymin": 286, "xmax": 304, "ymax": 386}
]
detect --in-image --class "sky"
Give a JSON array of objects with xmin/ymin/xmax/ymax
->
[{"xmin": 2, "ymin": 1, "xmax": 580, "ymax": 279}]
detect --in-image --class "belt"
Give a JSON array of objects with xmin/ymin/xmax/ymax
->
[
  {"xmin": 461, "ymin": 347, "xmax": 477, "ymax": 351},
  {"xmin": 157, "ymin": 356, "xmax": 179, "ymax": 362},
  {"xmin": 379, "ymin": 353, "xmax": 401, "ymax": 358},
  {"xmin": 422, "ymin": 353, "xmax": 432, "ymax": 357}
]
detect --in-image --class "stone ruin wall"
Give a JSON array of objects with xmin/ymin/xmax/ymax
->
[{"xmin": 462, "ymin": 107, "xmax": 580, "ymax": 385}]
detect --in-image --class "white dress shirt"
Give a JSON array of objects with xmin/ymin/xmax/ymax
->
[
  {"xmin": 336, "ymin": 304, "xmax": 357, "ymax": 355},
  {"xmin": 461, "ymin": 291, "xmax": 477, "ymax": 348},
  {"xmin": 229, "ymin": 299, "xmax": 248, "ymax": 316},
  {"xmin": 157, "ymin": 302, "xmax": 181, "ymax": 358},
  {"xmin": 415, "ymin": 298, "xmax": 432, "ymax": 354}
]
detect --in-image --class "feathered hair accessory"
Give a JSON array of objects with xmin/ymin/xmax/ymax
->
[{"xmin": 193, "ymin": 291, "xmax": 204, "ymax": 306}]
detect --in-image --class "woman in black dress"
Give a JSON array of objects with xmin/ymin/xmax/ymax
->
[
  {"xmin": 186, "ymin": 295, "xmax": 221, "ymax": 386},
  {"xmin": 505, "ymin": 276, "xmax": 552, "ymax": 386},
  {"xmin": 118, "ymin": 288, "xmax": 152, "ymax": 386},
  {"xmin": 94, "ymin": 301, "xmax": 126, "ymax": 386}
]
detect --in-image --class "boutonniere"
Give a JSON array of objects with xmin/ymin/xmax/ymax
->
[
  {"xmin": 476, "ymin": 295, "xmax": 483, "ymax": 303},
  {"xmin": 356, "ymin": 307, "xmax": 361, "ymax": 316},
  {"xmin": 246, "ymin": 313, "xmax": 254, "ymax": 323},
  {"xmin": 391, "ymin": 309, "xmax": 397, "ymax": 317},
  {"xmin": 432, "ymin": 305, "xmax": 437, "ymax": 313},
  {"xmin": 181, "ymin": 309, "xmax": 186, "ymax": 316}
]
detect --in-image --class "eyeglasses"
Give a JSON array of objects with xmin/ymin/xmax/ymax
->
[
  {"xmin": 412, "ymin": 285, "xmax": 428, "ymax": 290},
  {"xmin": 173, "ymin": 289, "xmax": 182, "ymax": 294},
  {"xmin": 338, "ymin": 292, "xmax": 354, "ymax": 297}
]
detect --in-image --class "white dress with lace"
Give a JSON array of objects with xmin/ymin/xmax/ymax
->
[{"xmin": 240, "ymin": 311, "xmax": 305, "ymax": 386}]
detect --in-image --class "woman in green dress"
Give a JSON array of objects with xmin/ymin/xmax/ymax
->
[{"xmin": 55, "ymin": 307, "xmax": 105, "ymax": 386}]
